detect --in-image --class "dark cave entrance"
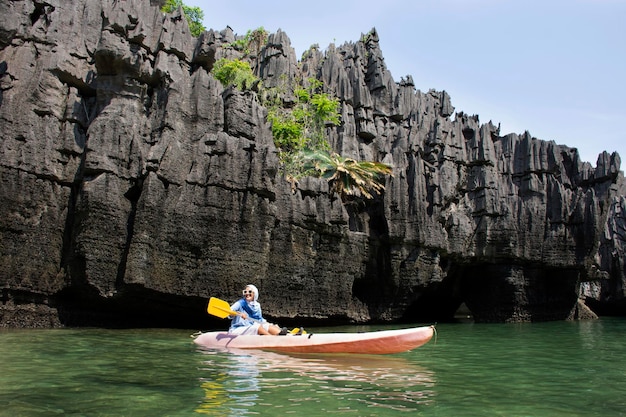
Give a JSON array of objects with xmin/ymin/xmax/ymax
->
[
  {"xmin": 402, "ymin": 263, "xmax": 586, "ymax": 324},
  {"xmin": 402, "ymin": 262, "xmax": 474, "ymax": 323}
]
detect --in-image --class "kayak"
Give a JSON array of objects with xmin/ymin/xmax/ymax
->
[{"xmin": 193, "ymin": 325, "xmax": 435, "ymax": 354}]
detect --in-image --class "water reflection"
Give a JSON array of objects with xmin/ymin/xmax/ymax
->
[
  {"xmin": 195, "ymin": 348, "xmax": 436, "ymax": 415},
  {"xmin": 576, "ymin": 318, "xmax": 604, "ymax": 351}
]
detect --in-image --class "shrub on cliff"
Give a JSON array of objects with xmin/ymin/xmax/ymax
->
[
  {"xmin": 230, "ymin": 27, "xmax": 269, "ymax": 58},
  {"xmin": 212, "ymin": 58, "xmax": 258, "ymax": 91}
]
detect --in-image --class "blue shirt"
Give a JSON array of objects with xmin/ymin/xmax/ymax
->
[{"xmin": 229, "ymin": 298, "xmax": 265, "ymax": 330}]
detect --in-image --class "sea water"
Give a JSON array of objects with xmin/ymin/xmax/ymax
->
[{"xmin": 1, "ymin": 318, "xmax": 625, "ymax": 416}]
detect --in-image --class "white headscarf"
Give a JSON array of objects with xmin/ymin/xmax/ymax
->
[{"xmin": 245, "ymin": 284, "xmax": 259, "ymax": 306}]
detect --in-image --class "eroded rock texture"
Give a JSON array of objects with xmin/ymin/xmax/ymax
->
[{"xmin": 1, "ymin": 0, "xmax": 624, "ymax": 327}]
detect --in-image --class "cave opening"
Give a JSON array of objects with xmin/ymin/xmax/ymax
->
[{"xmin": 402, "ymin": 263, "xmax": 474, "ymax": 323}]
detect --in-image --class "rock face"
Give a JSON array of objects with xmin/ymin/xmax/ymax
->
[{"xmin": 1, "ymin": 0, "xmax": 624, "ymax": 328}]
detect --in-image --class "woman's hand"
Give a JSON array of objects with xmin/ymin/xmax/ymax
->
[{"xmin": 240, "ymin": 312, "xmax": 248, "ymax": 320}]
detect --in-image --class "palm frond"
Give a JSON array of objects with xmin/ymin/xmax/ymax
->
[{"xmin": 300, "ymin": 150, "xmax": 393, "ymax": 200}]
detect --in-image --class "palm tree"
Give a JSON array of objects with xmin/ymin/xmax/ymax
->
[{"xmin": 302, "ymin": 150, "xmax": 393, "ymax": 200}]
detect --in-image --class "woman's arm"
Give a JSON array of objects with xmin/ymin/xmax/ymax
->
[{"xmin": 229, "ymin": 299, "xmax": 248, "ymax": 320}]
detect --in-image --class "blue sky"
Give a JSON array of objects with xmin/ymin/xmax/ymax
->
[{"xmin": 192, "ymin": 0, "xmax": 626, "ymax": 166}]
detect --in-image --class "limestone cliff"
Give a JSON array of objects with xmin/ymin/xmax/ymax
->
[{"xmin": 1, "ymin": 0, "xmax": 624, "ymax": 328}]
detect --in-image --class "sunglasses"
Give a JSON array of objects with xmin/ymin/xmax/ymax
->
[{"xmin": 242, "ymin": 290, "xmax": 253, "ymax": 295}]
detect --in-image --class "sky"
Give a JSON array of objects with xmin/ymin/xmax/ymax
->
[{"xmin": 191, "ymin": 0, "xmax": 626, "ymax": 166}]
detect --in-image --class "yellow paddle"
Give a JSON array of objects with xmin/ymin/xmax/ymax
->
[
  {"xmin": 207, "ymin": 297, "xmax": 242, "ymax": 319},
  {"xmin": 207, "ymin": 297, "xmax": 263, "ymax": 324}
]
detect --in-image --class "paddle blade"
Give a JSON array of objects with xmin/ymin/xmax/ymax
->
[{"xmin": 207, "ymin": 297, "xmax": 236, "ymax": 319}]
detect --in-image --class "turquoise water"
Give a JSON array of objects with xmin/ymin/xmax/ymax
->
[{"xmin": 1, "ymin": 318, "xmax": 625, "ymax": 416}]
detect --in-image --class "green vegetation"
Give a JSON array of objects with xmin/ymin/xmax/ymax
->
[
  {"xmin": 264, "ymin": 77, "xmax": 340, "ymax": 179},
  {"xmin": 230, "ymin": 27, "xmax": 269, "ymax": 57},
  {"xmin": 209, "ymin": 49, "xmax": 392, "ymax": 200},
  {"xmin": 302, "ymin": 150, "xmax": 393, "ymax": 200},
  {"xmin": 229, "ymin": 27, "xmax": 269, "ymax": 76},
  {"xmin": 161, "ymin": 0, "xmax": 205, "ymax": 37},
  {"xmin": 212, "ymin": 58, "xmax": 258, "ymax": 91}
]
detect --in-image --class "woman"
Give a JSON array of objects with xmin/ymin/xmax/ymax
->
[{"xmin": 229, "ymin": 284, "xmax": 284, "ymax": 335}]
